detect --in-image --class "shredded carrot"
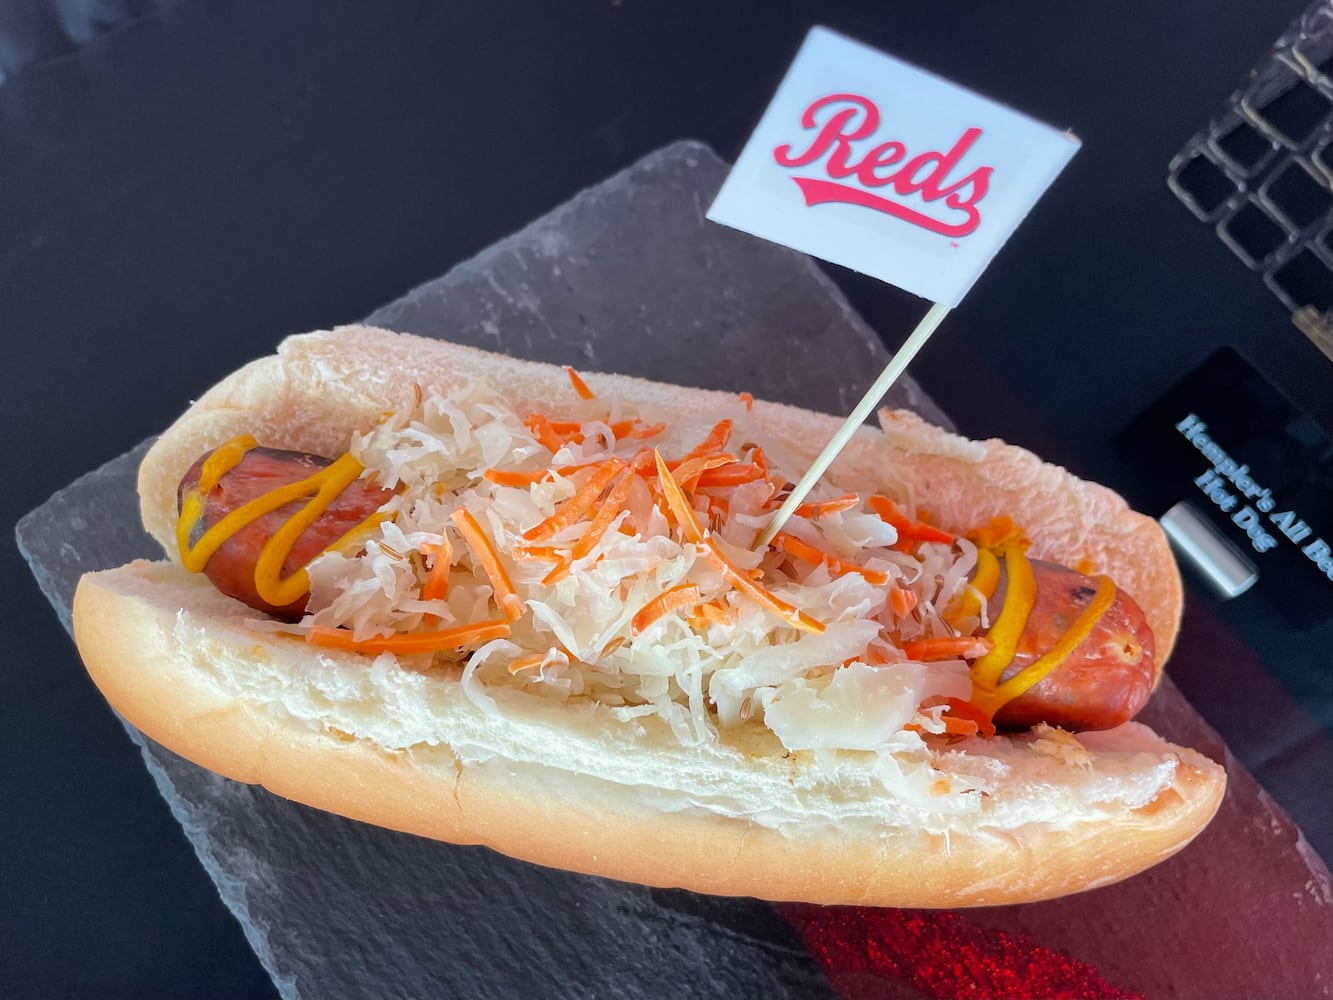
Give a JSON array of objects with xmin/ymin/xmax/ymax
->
[
  {"xmin": 770, "ymin": 530, "xmax": 824, "ymax": 563},
  {"xmin": 564, "ymin": 366, "xmax": 596, "ymax": 400},
  {"xmin": 540, "ymin": 556, "xmax": 574, "ymax": 586},
  {"xmin": 902, "ymin": 636, "xmax": 995, "ymax": 662},
  {"xmin": 671, "ymin": 453, "xmax": 738, "ymax": 490},
  {"xmin": 862, "ymin": 644, "xmax": 893, "ymax": 665},
  {"xmin": 419, "ymin": 535, "xmax": 454, "ymax": 602},
  {"xmin": 888, "ymin": 584, "xmax": 918, "ymax": 617},
  {"xmin": 513, "ymin": 544, "xmax": 563, "ymax": 561},
  {"xmin": 738, "ymin": 391, "xmax": 754, "ymax": 412},
  {"xmin": 625, "ymin": 421, "xmax": 666, "ymax": 440},
  {"xmin": 696, "ymin": 463, "xmax": 765, "ymax": 488},
  {"xmin": 774, "ymin": 532, "xmax": 889, "ymax": 586},
  {"xmin": 794, "ymin": 493, "xmax": 859, "ymax": 519},
  {"xmin": 541, "ymin": 479, "xmax": 631, "ymax": 585},
  {"xmin": 525, "ymin": 413, "xmax": 567, "ymax": 453},
  {"xmin": 483, "ymin": 468, "xmax": 552, "ymax": 487},
  {"xmin": 868, "ymin": 495, "xmax": 955, "ymax": 547},
  {"xmin": 681, "ymin": 419, "xmax": 733, "ymax": 462},
  {"xmin": 596, "ymin": 418, "xmax": 664, "ymax": 441},
  {"xmin": 907, "ymin": 696, "xmax": 997, "ymax": 739},
  {"xmin": 706, "ymin": 601, "xmax": 737, "ymax": 624},
  {"xmin": 539, "ymin": 638, "xmax": 574, "ymax": 663},
  {"xmin": 749, "ymin": 447, "xmax": 769, "ymax": 476},
  {"xmin": 451, "ymin": 508, "xmax": 525, "ymax": 621},
  {"xmin": 631, "ymin": 584, "xmax": 705, "ymax": 636},
  {"xmin": 548, "ymin": 457, "xmax": 621, "ymax": 478},
  {"xmin": 622, "ymin": 473, "xmax": 655, "ymax": 536},
  {"xmin": 907, "ymin": 717, "xmax": 975, "ymax": 738},
  {"xmin": 507, "ymin": 653, "xmax": 547, "ymax": 675},
  {"xmin": 868, "ymin": 495, "xmax": 914, "ymax": 529},
  {"xmin": 654, "ymin": 450, "xmax": 705, "ymax": 544},
  {"xmin": 702, "ymin": 536, "xmax": 824, "ymax": 633},
  {"xmin": 522, "ymin": 458, "xmax": 624, "ymax": 542},
  {"xmin": 688, "ymin": 599, "xmax": 737, "ymax": 630},
  {"xmin": 543, "ymin": 420, "xmax": 634, "ymax": 447},
  {"xmin": 627, "ymin": 447, "xmax": 657, "ymax": 476},
  {"xmin": 571, "ymin": 470, "xmax": 635, "ymax": 561},
  {"xmin": 600, "ymin": 636, "xmax": 627, "ymax": 656},
  {"xmin": 306, "ymin": 619, "xmax": 511, "ymax": 655}
]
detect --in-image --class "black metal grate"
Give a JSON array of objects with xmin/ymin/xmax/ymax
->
[{"xmin": 1169, "ymin": 0, "xmax": 1333, "ymax": 352}]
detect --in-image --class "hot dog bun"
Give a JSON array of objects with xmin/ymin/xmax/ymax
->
[{"xmin": 73, "ymin": 326, "xmax": 1224, "ymax": 907}]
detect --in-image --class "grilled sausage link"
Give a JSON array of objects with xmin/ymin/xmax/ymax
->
[
  {"xmin": 178, "ymin": 446, "xmax": 397, "ymax": 621},
  {"xmin": 985, "ymin": 559, "xmax": 1156, "ymax": 732}
]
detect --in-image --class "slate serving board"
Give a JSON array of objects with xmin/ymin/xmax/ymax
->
[{"xmin": 19, "ymin": 141, "xmax": 1333, "ymax": 999}]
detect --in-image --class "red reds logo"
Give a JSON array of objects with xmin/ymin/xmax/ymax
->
[{"xmin": 772, "ymin": 93, "xmax": 993, "ymax": 237}]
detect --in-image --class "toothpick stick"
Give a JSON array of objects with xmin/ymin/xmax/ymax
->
[{"xmin": 755, "ymin": 301, "xmax": 951, "ymax": 549}]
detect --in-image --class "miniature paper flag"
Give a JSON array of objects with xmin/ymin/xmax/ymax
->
[
  {"xmin": 709, "ymin": 27, "xmax": 1081, "ymax": 545},
  {"xmin": 708, "ymin": 26, "xmax": 1080, "ymax": 307}
]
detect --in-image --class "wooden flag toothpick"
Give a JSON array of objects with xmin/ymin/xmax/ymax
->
[
  {"xmin": 755, "ymin": 302, "xmax": 950, "ymax": 547},
  {"xmin": 707, "ymin": 27, "xmax": 1080, "ymax": 552}
]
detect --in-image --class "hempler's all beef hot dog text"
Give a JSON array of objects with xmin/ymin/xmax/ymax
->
[{"xmin": 72, "ymin": 327, "xmax": 1226, "ymax": 908}]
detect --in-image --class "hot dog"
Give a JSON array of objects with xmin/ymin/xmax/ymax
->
[{"xmin": 72, "ymin": 326, "xmax": 1226, "ymax": 907}]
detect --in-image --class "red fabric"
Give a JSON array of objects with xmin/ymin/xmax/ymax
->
[{"xmin": 781, "ymin": 904, "xmax": 1146, "ymax": 1000}]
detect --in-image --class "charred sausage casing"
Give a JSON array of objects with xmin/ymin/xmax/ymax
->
[
  {"xmin": 177, "ymin": 446, "xmax": 397, "ymax": 620},
  {"xmin": 986, "ymin": 559, "xmax": 1156, "ymax": 732}
]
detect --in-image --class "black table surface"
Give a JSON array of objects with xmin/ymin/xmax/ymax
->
[{"xmin": 4, "ymin": 2, "xmax": 1330, "ymax": 997}]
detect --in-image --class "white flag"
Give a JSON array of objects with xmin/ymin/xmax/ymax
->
[{"xmin": 708, "ymin": 27, "xmax": 1080, "ymax": 307}]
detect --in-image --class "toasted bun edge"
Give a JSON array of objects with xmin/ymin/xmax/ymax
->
[{"xmin": 74, "ymin": 561, "xmax": 1224, "ymax": 908}]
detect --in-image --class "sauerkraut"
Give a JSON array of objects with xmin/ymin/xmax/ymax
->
[{"xmin": 300, "ymin": 376, "xmax": 986, "ymax": 760}]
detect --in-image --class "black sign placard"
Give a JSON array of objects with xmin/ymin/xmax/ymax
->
[{"xmin": 1115, "ymin": 348, "xmax": 1333, "ymax": 627}]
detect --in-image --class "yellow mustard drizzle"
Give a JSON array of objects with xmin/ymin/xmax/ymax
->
[
  {"xmin": 967, "ymin": 546, "xmax": 1118, "ymax": 719},
  {"xmin": 943, "ymin": 546, "xmax": 1001, "ymax": 629},
  {"xmin": 176, "ymin": 434, "xmax": 259, "ymax": 563},
  {"xmin": 972, "ymin": 547, "xmax": 1002, "ymax": 601},
  {"xmin": 177, "ymin": 434, "xmax": 389, "ymax": 607},
  {"xmin": 970, "ymin": 547, "xmax": 1037, "ymax": 691}
]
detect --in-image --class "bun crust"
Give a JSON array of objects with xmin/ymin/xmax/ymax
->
[{"xmin": 75, "ymin": 326, "xmax": 1222, "ymax": 907}]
